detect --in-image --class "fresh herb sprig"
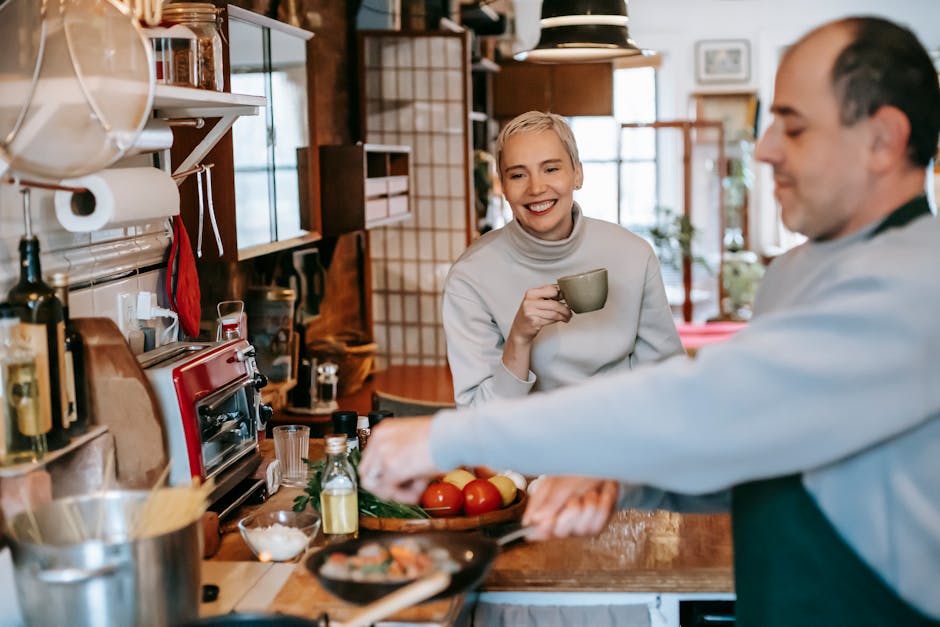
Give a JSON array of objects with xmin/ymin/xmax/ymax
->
[{"xmin": 293, "ymin": 447, "xmax": 429, "ymax": 519}]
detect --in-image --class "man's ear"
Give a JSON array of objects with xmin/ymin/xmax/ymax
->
[{"xmin": 868, "ymin": 105, "xmax": 911, "ymax": 172}]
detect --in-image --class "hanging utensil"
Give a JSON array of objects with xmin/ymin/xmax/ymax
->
[
  {"xmin": 196, "ymin": 164, "xmax": 205, "ymax": 258},
  {"xmin": 204, "ymin": 164, "xmax": 224, "ymax": 257}
]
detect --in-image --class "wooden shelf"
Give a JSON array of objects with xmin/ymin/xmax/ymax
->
[
  {"xmin": 319, "ymin": 144, "xmax": 412, "ymax": 236},
  {"xmin": 0, "ymin": 425, "xmax": 108, "ymax": 478}
]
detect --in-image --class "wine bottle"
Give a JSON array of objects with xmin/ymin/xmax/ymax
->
[
  {"xmin": 7, "ymin": 236, "xmax": 69, "ymax": 450},
  {"xmin": 0, "ymin": 306, "xmax": 49, "ymax": 464},
  {"xmin": 51, "ymin": 273, "xmax": 88, "ymax": 436}
]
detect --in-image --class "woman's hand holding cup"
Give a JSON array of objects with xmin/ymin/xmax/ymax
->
[{"xmin": 509, "ymin": 284, "xmax": 573, "ymax": 345}]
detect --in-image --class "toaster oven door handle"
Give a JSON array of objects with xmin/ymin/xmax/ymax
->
[{"xmin": 198, "ymin": 379, "xmax": 253, "ymax": 417}]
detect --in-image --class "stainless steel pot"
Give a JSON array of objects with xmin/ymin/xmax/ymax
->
[{"xmin": 7, "ymin": 490, "xmax": 202, "ymax": 627}]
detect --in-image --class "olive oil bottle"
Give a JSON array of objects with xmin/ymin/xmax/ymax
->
[
  {"xmin": 0, "ymin": 306, "xmax": 49, "ymax": 464},
  {"xmin": 6, "ymin": 189, "xmax": 69, "ymax": 450},
  {"xmin": 320, "ymin": 434, "xmax": 358, "ymax": 540}
]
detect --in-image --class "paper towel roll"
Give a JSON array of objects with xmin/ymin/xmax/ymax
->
[{"xmin": 54, "ymin": 167, "xmax": 180, "ymax": 232}]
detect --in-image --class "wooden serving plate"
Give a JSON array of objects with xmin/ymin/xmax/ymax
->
[{"xmin": 359, "ymin": 492, "xmax": 527, "ymax": 532}]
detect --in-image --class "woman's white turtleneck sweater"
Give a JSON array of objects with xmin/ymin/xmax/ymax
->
[{"xmin": 442, "ymin": 204, "xmax": 684, "ymax": 407}]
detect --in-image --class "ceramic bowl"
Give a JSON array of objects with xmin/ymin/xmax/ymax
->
[{"xmin": 238, "ymin": 510, "xmax": 320, "ymax": 562}]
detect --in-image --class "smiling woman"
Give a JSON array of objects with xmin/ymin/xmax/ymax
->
[{"xmin": 441, "ymin": 111, "xmax": 685, "ymax": 409}]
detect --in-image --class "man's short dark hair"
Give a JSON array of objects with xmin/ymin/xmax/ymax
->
[{"xmin": 832, "ymin": 17, "xmax": 940, "ymax": 167}]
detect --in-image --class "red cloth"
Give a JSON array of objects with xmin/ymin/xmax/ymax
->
[
  {"xmin": 676, "ymin": 321, "xmax": 746, "ymax": 352},
  {"xmin": 167, "ymin": 215, "xmax": 201, "ymax": 338}
]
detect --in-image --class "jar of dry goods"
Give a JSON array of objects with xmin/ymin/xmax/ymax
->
[
  {"xmin": 144, "ymin": 25, "xmax": 197, "ymax": 88},
  {"xmin": 162, "ymin": 3, "xmax": 224, "ymax": 91}
]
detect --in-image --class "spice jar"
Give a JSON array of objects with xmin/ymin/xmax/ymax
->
[
  {"xmin": 144, "ymin": 25, "xmax": 197, "ymax": 87},
  {"xmin": 162, "ymin": 3, "xmax": 224, "ymax": 91}
]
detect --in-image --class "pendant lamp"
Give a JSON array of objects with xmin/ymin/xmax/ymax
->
[{"xmin": 515, "ymin": 0, "xmax": 650, "ymax": 63}]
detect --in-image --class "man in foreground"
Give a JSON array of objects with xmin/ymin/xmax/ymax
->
[{"xmin": 361, "ymin": 16, "xmax": 940, "ymax": 626}]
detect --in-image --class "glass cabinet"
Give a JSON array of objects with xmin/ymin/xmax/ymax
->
[
  {"xmin": 228, "ymin": 6, "xmax": 317, "ymax": 257},
  {"xmin": 170, "ymin": 6, "xmax": 319, "ymax": 261}
]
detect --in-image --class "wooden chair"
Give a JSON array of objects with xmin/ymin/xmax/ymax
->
[{"xmin": 371, "ymin": 390, "xmax": 455, "ymax": 417}]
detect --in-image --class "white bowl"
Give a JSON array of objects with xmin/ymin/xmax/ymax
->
[{"xmin": 238, "ymin": 510, "xmax": 320, "ymax": 562}]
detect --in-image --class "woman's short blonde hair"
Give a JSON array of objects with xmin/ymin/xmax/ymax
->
[{"xmin": 495, "ymin": 111, "xmax": 581, "ymax": 178}]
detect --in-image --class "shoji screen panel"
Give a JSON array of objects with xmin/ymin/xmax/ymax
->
[{"xmin": 361, "ymin": 32, "xmax": 473, "ymax": 368}]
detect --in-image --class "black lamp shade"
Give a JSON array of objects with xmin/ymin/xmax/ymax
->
[{"xmin": 517, "ymin": 0, "xmax": 647, "ymax": 63}]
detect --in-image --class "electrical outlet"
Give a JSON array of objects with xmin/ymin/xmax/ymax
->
[{"xmin": 117, "ymin": 292, "xmax": 138, "ymax": 337}]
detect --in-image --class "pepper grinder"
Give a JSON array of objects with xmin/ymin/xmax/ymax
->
[{"xmin": 315, "ymin": 360, "xmax": 339, "ymax": 413}]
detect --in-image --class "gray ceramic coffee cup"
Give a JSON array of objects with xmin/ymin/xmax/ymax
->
[{"xmin": 555, "ymin": 268, "xmax": 608, "ymax": 313}]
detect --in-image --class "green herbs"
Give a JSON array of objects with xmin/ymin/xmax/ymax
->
[{"xmin": 293, "ymin": 448, "xmax": 429, "ymax": 519}]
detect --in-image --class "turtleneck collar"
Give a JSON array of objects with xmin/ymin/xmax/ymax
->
[{"xmin": 506, "ymin": 203, "xmax": 585, "ymax": 263}]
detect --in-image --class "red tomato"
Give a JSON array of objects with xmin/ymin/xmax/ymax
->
[
  {"xmin": 420, "ymin": 481, "xmax": 464, "ymax": 517},
  {"xmin": 462, "ymin": 479, "xmax": 502, "ymax": 516}
]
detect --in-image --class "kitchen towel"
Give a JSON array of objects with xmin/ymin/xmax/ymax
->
[{"xmin": 54, "ymin": 167, "xmax": 179, "ymax": 232}]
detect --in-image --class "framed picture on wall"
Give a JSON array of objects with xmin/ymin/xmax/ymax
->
[{"xmin": 696, "ymin": 39, "xmax": 751, "ymax": 84}]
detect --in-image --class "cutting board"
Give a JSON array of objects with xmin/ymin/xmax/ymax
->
[
  {"xmin": 73, "ymin": 318, "xmax": 168, "ymax": 488},
  {"xmin": 200, "ymin": 561, "xmax": 294, "ymax": 616}
]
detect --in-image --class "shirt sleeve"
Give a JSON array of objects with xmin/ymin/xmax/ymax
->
[
  {"xmin": 442, "ymin": 285, "xmax": 535, "ymax": 408},
  {"xmin": 430, "ymin": 268, "xmax": 937, "ymax": 494},
  {"xmin": 630, "ymin": 250, "xmax": 686, "ymax": 366}
]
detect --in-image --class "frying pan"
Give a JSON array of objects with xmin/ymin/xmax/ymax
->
[{"xmin": 306, "ymin": 528, "xmax": 529, "ymax": 606}]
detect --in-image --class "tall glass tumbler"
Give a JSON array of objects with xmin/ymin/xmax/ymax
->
[{"xmin": 273, "ymin": 425, "xmax": 310, "ymax": 487}]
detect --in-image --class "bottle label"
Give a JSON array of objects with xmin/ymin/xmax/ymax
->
[
  {"xmin": 55, "ymin": 321, "xmax": 69, "ymax": 428},
  {"xmin": 63, "ymin": 349, "xmax": 77, "ymax": 427},
  {"xmin": 5, "ymin": 360, "xmax": 46, "ymax": 436},
  {"xmin": 17, "ymin": 323, "xmax": 53, "ymax": 435}
]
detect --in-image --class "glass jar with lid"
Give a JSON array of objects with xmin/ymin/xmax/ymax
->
[
  {"xmin": 162, "ymin": 2, "xmax": 224, "ymax": 91},
  {"xmin": 144, "ymin": 25, "xmax": 198, "ymax": 88}
]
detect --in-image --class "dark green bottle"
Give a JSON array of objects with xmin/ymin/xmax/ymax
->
[
  {"xmin": 6, "ymin": 190, "xmax": 70, "ymax": 450},
  {"xmin": 51, "ymin": 273, "xmax": 88, "ymax": 436}
]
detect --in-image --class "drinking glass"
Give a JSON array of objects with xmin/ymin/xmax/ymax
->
[
  {"xmin": 273, "ymin": 425, "xmax": 310, "ymax": 487},
  {"xmin": 216, "ymin": 300, "xmax": 244, "ymax": 341}
]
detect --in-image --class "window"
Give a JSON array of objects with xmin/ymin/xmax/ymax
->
[
  {"xmin": 569, "ymin": 68, "xmax": 682, "ymax": 300},
  {"xmin": 569, "ymin": 66, "xmax": 658, "ymax": 231}
]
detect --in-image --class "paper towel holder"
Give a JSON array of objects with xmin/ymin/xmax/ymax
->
[{"xmin": 4, "ymin": 162, "xmax": 213, "ymax": 197}]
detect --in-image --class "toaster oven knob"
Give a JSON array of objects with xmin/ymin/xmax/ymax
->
[
  {"xmin": 258, "ymin": 403, "xmax": 274, "ymax": 425},
  {"xmin": 252, "ymin": 372, "xmax": 269, "ymax": 390}
]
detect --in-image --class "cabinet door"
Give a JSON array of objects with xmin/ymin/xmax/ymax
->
[
  {"xmin": 269, "ymin": 27, "xmax": 310, "ymax": 242},
  {"xmin": 227, "ymin": 9, "xmax": 316, "ymax": 258},
  {"xmin": 229, "ymin": 16, "xmax": 275, "ymax": 251}
]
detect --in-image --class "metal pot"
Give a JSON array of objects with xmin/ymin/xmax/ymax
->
[{"xmin": 6, "ymin": 490, "xmax": 202, "ymax": 627}]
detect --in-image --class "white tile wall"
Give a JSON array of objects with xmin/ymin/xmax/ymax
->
[{"xmin": 0, "ymin": 176, "xmax": 173, "ymax": 344}]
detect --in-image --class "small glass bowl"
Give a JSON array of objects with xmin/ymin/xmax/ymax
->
[{"xmin": 238, "ymin": 510, "xmax": 321, "ymax": 562}]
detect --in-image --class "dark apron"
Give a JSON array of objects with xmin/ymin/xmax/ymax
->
[{"xmin": 731, "ymin": 195, "xmax": 938, "ymax": 627}]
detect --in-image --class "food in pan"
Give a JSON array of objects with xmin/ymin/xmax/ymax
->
[{"xmin": 319, "ymin": 538, "xmax": 460, "ymax": 582}]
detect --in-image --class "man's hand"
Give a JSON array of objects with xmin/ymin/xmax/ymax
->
[
  {"xmin": 522, "ymin": 476, "xmax": 619, "ymax": 540},
  {"xmin": 359, "ymin": 417, "xmax": 441, "ymax": 503}
]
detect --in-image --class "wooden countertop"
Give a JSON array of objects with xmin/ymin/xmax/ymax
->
[
  {"xmin": 213, "ymin": 365, "xmax": 733, "ymax": 621},
  {"xmin": 214, "ymin": 435, "xmax": 734, "ymax": 600},
  {"xmin": 484, "ymin": 509, "xmax": 733, "ymax": 593}
]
